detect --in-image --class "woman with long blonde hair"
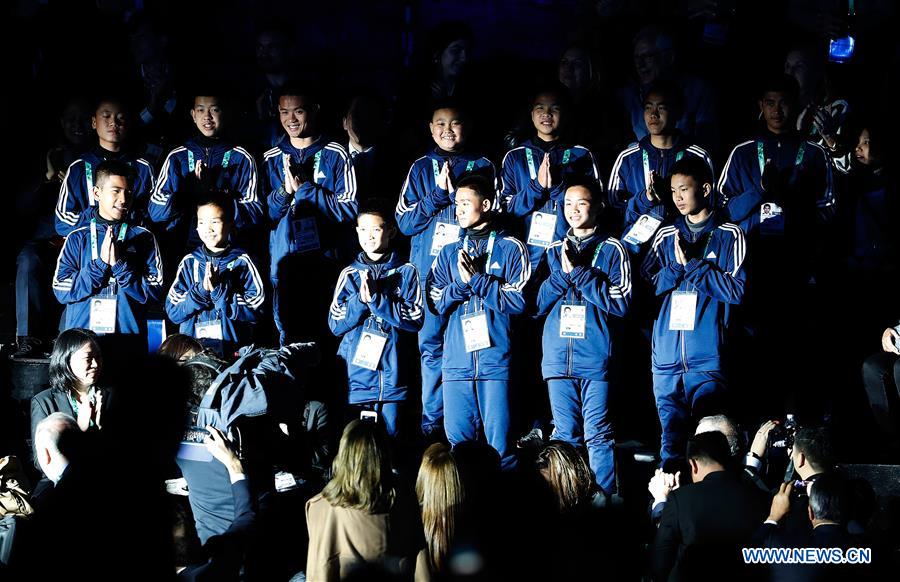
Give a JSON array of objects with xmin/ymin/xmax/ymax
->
[{"xmin": 415, "ymin": 443, "xmax": 466, "ymax": 580}]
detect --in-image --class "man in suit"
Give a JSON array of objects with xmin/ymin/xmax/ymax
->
[
  {"xmin": 652, "ymin": 431, "xmax": 769, "ymax": 581},
  {"xmin": 758, "ymin": 472, "xmax": 875, "ymax": 581}
]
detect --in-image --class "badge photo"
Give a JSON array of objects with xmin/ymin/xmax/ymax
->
[
  {"xmin": 461, "ymin": 311, "xmax": 491, "ymax": 352},
  {"xmin": 559, "ymin": 303, "xmax": 587, "ymax": 339},
  {"xmin": 623, "ymin": 214, "xmax": 662, "ymax": 245},
  {"xmin": 527, "ymin": 211, "xmax": 558, "ymax": 248}
]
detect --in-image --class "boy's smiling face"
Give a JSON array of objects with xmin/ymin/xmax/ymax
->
[
  {"xmin": 197, "ymin": 203, "xmax": 231, "ymax": 250},
  {"xmin": 279, "ymin": 95, "xmax": 317, "ymax": 139},
  {"xmin": 93, "ymin": 174, "xmax": 132, "ymax": 221},
  {"xmin": 356, "ymin": 212, "xmax": 394, "ymax": 256},
  {"xmin": 191, "ymin": 96, "xmax": 224, "ymax": 138},
  {"xmin": 532, "ymin": 92, "xmax": 563, "ymax": 139},
  {"xmin": 430, "ymin": 108, "xmax": 467, "ymax": 151}
]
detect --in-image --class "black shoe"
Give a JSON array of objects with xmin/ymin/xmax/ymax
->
[
  {"xmin": 516, "ymin": 427, "xmax": 545, "ymax": 449},
  {"xmin": 11, "ymin": 336, "xmax": 43, "ymax": 359}
]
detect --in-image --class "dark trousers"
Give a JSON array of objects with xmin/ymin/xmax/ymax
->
[{"xmin": 861, "ymin": 351, "xmax": 900, "ymax": 439}]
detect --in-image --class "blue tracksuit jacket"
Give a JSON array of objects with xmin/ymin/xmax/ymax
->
[
  {"xmin": 499, "ymin": 139, "xmax": 601, "ymax": 269},
  {"xmin": 55, "ymin": 146, "xmax": 156, "ymax": 236},
  {"xmin": 717, "ymin": 132, "xmax": 835, "ymax": 237},
  {"xmin": 641, "ymin": 213, "xmax": 747, "ymax": 374},
  {"xmin": 149, "ymin": 138, "xmax": 264, "ymax": 236},
  {"xmin": 395, "ymin": 147, "xmax": 496, "ymax": 278},
  {"xmin": 52, "ymin": 207, "xmax": 164, "ymax": 334},
  {"xmin": 263, "ymin": 135, "xmax": 357, "ymax": 280},
  {"xmin": 428, "ymin": 228, "xmax": 531, "ymax": 381},
  {"xmin": 609, "ymin": 134, "xmax": 714, "ymax": 215},
  {"xmin": 165, "ymin": 245, "xmax": 265, "ymax": 349},
  {"xmin": 537, "ymin": 231, "xmax": 631, "ymax": 380},
  {"xmin": 328, "ymin": 252, "xmax": 424, "ymax": 403}
]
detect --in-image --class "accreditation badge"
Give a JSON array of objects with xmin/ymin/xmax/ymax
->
[
  {"xmin": 89, "ymin": 297, "xmax": 117, "ymax": 335},
  {"xmin": 559, "ymin": 303, "xmax": 587, "ymax": 339},
  {"xmin": 527, "ymin": 211, "xmax": 558, "ymax": 248},
  {"xmin": 668, "ymin": 290, "xmax": 698, "ymax": 331},
  {"xmin": 430, "ymin": 222, "xmax": 461, "ymax": 256},
  {"xmin": 461, "ymin": 311, "xmax": 491, "ymax": 352},
  {"xmin": 351, "ymin": 328, "xmax": 389, "ymax": 371},
  {"xmin": 623, "ymin": 214, "xmax": 662, "ymax": 245}
]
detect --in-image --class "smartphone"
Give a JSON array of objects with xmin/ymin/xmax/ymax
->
[
  {"xmin": 828, "ymin": 35, "xmax": 855, "ymax": 64},
  {"xmin": 360, "ymin": 410, "xmax": 378, "ymax": 423}
]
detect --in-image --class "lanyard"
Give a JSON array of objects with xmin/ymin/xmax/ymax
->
[
  {"xmin": 462, "ymin": 231, "xmax": 497, "ymax": 269},
  {"xmin": 188, "ymin": 149, "xmax": 233, "ymax": 172},
  {"xmin": 757, "ymin": 141, "xmax": 805, "ymax": 176},
  {"xmin": 526, "ymin": 147, "xmax": 572, "ymax": 181},
  {"xmin": 642, "ymin": 149, "xmax": 683, "ymax": 191},
  {"xmin": 68, "ymin": 387, "xmax": 97, "ymax": 426},
  {"xmin": 431, "ymin": 158, "xmax": 476, "ymax": 181},
  {"xmin": 85, "ymin": 162, "xmax": 94, "ymax": 205},
  {"xmin": 312, "ymin": 150, "xmax": 322, "ymax": 183},
  {"xmin": 90, "ymin": 219, "xmax": 128, "ymax": 261}
]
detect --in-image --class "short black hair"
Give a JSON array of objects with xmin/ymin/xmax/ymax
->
[
  {"xmin": 758, "ymin": 73, "xmax": 800, "ymax": 103},
  {"xmin": 49, "ymin": 328, "xmax": 102, "ymax": 393},
  {"xmin": 277, "ymin": 83, "xmax": 320, "ymax": 108},
  {"xmin": 809, "ymin": 472, "xmax": 845, "ymax": 522},
  {"xmin": 531, "ymin": 82, "xmax": 573, "ymax": 111},
  {"xmin": 196, "ymin": 192, "xmax": 235, "ymax": 223},
  {"xmin": 431, "ymin": 97, "xmax": 467, "ymax": 119},
  {"xmin": 357, "ymin": 197, "xmax": 396, "ymax": 228},
  {"xmin": 455, "ymin": 173, "xmax": 495, "ymax": 202},
  {"xmin": 793, "ymin": 427, "xmax": 834, "ymax": 473},
  {"xmin": 643, "ymin": 80, "xmax": 685, "ymax": 120},
  {"xmin": 94, "ymin": 160, "xmax": 136, "ymax": 189},
  {"xmin": 93, "ymin": 94, "xmax": 129, "ymax": 113},
  {"xmin": 687, "ymin": 431, "xmax": 731, "ymax": 467},
  {"xmin": 670, "ymin": 156, "xmax": 713, "ymax": 187},
  {"xmin": 564, "ymin": 176, "xmax": 605, "ymax": 209}
]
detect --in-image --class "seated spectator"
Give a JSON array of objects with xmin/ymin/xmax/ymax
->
[
  {"xmin": 305, "ymin": 420, "xmax": 418, "ymax": 581},
  {"xmin": 652, "ymin": 432, "xmax": 768, "ymax": 581},
  {"xmin": 535, "ymin": 442, "xmax": 595, "ymax": 513},
  {"xmin": 415, "ymin": 442, "xmax": 465, "ymax": 582},
  {"xmin": 176, "ymin": 425, "xmax": 257, "ymax": 582},
  {"xmin": 31, "ymin": 329, "xmax": 108, "ymax": 472},
  {"xmin": 759, "ymin": 472, "xmax": 875, "ymax": 581},
  {"xmin": 158, "ymin": 333, "xmax": 203, "ymax": 362},
  {"xmin": 780, "ymin": 427, "xmax": 835, "ymax": 536},
  {"xmin": 31, "ymin": 412, "xmax": 79, "ymax": 487},
  {"xmin": 862, "ymin": 323, "xmax": 900, "ymax": 448}
]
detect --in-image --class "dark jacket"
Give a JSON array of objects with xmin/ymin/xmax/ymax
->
[{"xmin": 30, "ymin": 385, "xmax": 110, "ymax": 471}]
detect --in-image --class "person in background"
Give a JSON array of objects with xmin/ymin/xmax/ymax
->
[
  {"xmin": 415, "ymin": 442, "xmax": 466, "ymax": 582},
  {"xmin": 157, "ymin": 333, "xmax": 203, "ymax": 362}
]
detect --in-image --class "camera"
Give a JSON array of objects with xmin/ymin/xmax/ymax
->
[{"xmin": 768, "ymin": 414, "xmax": 798, "ymax": 450}]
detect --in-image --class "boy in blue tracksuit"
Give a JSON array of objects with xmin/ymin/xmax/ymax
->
[
  {"xmin": 610, "ymin": 82, "xmax": 715, "ymax": 254},
  {"xmin": 264, "ymin": 85, "xmax": 358, "ymax": 344},
  {"xmin": 536, "ymin": 179, "xmax": 631, "ymax": 494},
  {"xmin": 500, "ymin": 85, "xmax": 601, "ymax": 271},
  {"xmin": 716, "ymin": 75, "xmax": 835, "ymax": 417},
  {"xmin": 150, "ymin": 92, "xmax": 264, "ymax": 251},
  {"xmin": 641, "ymin": 157, "xmax": 747, "ymax": 468},
  {"xmin": 165, "ymin": 195, "xmax": 265, "ymax": 356},
  {"xmin": 395, "ymin": 102, "xmax": 495, "ymax": 437},
  {"xmin": 52, "ymin": 160, "xmax": 164, "ymax": 342},
  {"xmin": 429, "ymin": 174, "xmax": 531, "ymax": 470},
  {"xmin": 329, "ymin": 200, "xmax": 424, "ymax": 437},
  {"xmin": 56, "ymin": 97, "xmax": 156, "ymax": 236}
]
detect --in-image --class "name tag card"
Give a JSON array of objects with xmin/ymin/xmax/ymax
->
[
  {"xmin": 759, "ymin": 202, "xmax": 784, "ymax": 236},
  {"xmin": 623, "ymin": 214, "xmax": 662, "ymax": 245},
  {"xmin": 527, "ymin": 211, "xmax": 558, "ymax": 248},
  {"xmin": 351, "ymin": 329, "xmax": 389, "ymax": 371},
  {"xmin": 461, "ymin": 311, "xmax": 491, "ymax": 352},
  {"xmin": 431, "ymin": 222, "xmax": 461, "ymax": 256},
  {"xmin": 669, "ymin": 290, "xmax": 698, "ymax": 331},
  {"xmin": 195, "ymin": 320, "xmax": 224, "ymax": 340},
  {"xmin": 292, "ymin": 216, "xmax": 321, "ymax": 253},
  {"xmin": 559, "ymin": 303, "xmax": 587, "ymax": 339},
  {"xmin": 89, "ymin": 297, "xmax": 117, "ymax": 334}
]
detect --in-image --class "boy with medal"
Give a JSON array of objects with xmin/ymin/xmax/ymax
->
[
  {"xmin": 500, "ymin": 84, "xmax": 601, "ymax": 271},
  {"xmin": 536, "ymin": 179, "xmax": 631, "ymax": 496},
  {"xmin": 329, "ymin": 199, "xmax": 424, "ymax": 437},
  {"xmin": 53, "ymin": 160, "xmax": 164, "ymax": 342},
  {"xmin": 395, "ymin": 101, "xmax": 495, "ymax": 437},
  {"xmin": 428, "ymin": 174, "xmax": 530, "ymax": 470},
  {"xmin": 641, "ymin": 157, "xmax": 747, "ymax": 469},
  {"xmin": 165, "ymin": 194, "xmax": 265, "ymax": 356}
]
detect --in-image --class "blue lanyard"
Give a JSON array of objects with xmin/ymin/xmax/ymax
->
[
  {"xmin": 431, "ymin": 158, "xmax": 476, "ymax": 181},
  {"xmin": 90, "ymin": 219, "xmax": 128, "ymax": 261},
  {"xmin": 188, "ymin": 149, "xmax": 233, "ymax": 172},
  {"xmin": 526, "ymin": 147, "xmax": 571, "ymax": 181}
]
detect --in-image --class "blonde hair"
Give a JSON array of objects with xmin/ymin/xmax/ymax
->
[
  {"xmin": 536, "ymin": 442, "xmax": 594, "ymax": 512},
  {"xmin": 322, "ymin": 420, "xmax": 395, "ymax": 513},
  {"xmin": 416, "ymin": 443, "xmax": 465, "ymax": 573}
]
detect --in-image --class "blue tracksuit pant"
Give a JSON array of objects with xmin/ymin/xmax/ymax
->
[
  {"xmin": 547, "ymin": 378, "xmax": 615, "ymax": 494},
  {"xmin": 443, "ymin": 379, "xmax": 516, "ymax": 471},
  {"xmin": 418, "ymin": 304, "xmax": 444, "ymax": 435},
  {"xmin": 652, "ymin": 371, "xmax": 727, "ymax": 466}
]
